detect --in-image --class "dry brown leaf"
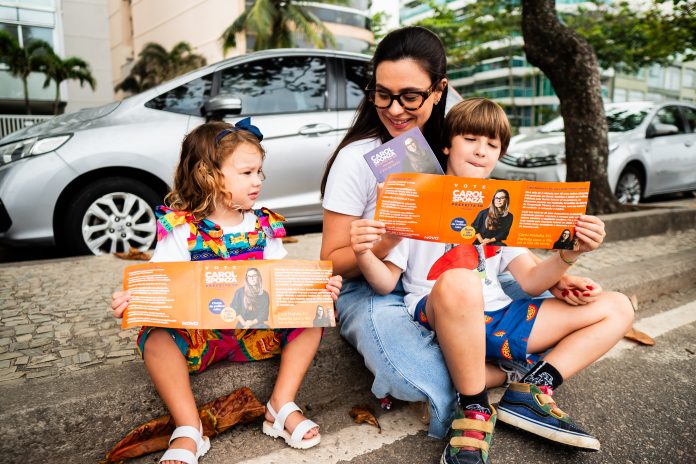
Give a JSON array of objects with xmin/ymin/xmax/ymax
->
[
  {"xmin": 114, "ymin": 247, "xmax": 152, "ymax": 261},
  {"xmin": 629, "ymin": 294, "xmax": 639, "ymax": 311},
  {"xmin": 624, "ymin": 327, "xmax": 655, "ymax": 346},
  {"xmin": 281, "ymin": 236, "xmax": 299, "ymax": 244},
  {"xmin": 349, "ymin": 404, "xmax": 381, "ymax": 433},
  {"xmin": 100, "ymin": 387, "xmax": 264, "ymax": 463}
]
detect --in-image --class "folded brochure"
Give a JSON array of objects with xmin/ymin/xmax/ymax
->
[
  {"xmin": 363, "ymin": 127, "xmax": 444, "ymax": 182},
  {"xmin": 122, "ymin": 259, "xmax": 335, "ymax": 329}
]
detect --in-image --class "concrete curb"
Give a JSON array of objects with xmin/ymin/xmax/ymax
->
[{"xmin": 601, "ymin": 205, "xmax": 696, "ymax": 243}]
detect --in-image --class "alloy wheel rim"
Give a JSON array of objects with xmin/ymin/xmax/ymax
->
[
  {"xmin": 81, "ymin": 192, "xmax": 156, "ymax": 255},
  {"xmin": 616, "ymin": 172, "xmax": 641, "ymax": 205}
]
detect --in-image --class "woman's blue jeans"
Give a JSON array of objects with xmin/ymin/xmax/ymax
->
[{"xmin": 336, "ymin": 273, "xmax": 551, "ymax": 439}]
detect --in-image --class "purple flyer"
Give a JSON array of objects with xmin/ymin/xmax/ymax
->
[{"xmin": 363, "ymin": 127, "xmax": 444, "ymax": 182}]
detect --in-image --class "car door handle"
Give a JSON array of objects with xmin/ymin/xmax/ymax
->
[{"xmin": 298, "ymin": 124, "xmax": 333, "ymax": 136}]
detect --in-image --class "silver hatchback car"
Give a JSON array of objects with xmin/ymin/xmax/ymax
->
[
  {"xmin": 492, "ymin": 101, "xmax": 696, "ymax": 204},
  {"xmin": 1, "ymin": 48, "xmax": 463, "ymax": 255}
]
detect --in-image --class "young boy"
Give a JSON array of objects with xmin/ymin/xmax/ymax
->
[{"xmin": 350, "ymin": 98, "xmax": 634, "ymax": 464}]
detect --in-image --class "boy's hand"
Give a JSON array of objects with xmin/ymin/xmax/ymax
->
[
  {"xmin": 111, "ymin": 290, "xmax": 131, "ymax": 318},
  {"xmin": 572, "ymin": 215, "xmax": 606, "ymax": 254},
  {"xmin": 350, "ymin": 219, "xmax": 388, "ymax": 255},
  {"xmin": 551, "ymin": 276, "xmax": 602, "ymax": 306},
  {"xmin": 326, "ymin": 275, "xmax": 343, "ymax": 301}
]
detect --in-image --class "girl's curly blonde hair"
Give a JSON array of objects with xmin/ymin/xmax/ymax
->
[{"xmin": 165, "ymin": 121, "xmax": 265, "ymax": 220}]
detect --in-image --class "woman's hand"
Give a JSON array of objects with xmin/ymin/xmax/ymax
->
[
  {"xmin": 111, "ymin": 290, "xmax": 131, "ymax": 318},
  {"xmin": 350, "ymin": 219, "xmax": 388, "ymax": 255},
  {"xmin": 573, "ymin": 215, "xmax": 606, "ymax": 254},
  {"xmin": 326, "ymin": 275, "xmax": 343, "ymax": 301},
  {"xmin": 551, "ymin": 275, "xmax": 602, "ymax": 306}
]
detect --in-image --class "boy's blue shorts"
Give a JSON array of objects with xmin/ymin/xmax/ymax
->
[{"xmin": 413, "ymin": 296, "xmax": 546, "ymax": 365}]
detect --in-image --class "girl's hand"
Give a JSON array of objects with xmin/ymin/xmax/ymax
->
[
  {"xmin": 551, "ymin": 276, "xmax": 602, "ymax": 306},
  {"xmin": 573, "ymin": 215, "xmax": 606, "ymax": 254},
  {"xmin": 350, "ymin": 219, "xmax": 388, "ymax": 255},
  {"xmin": 326, "ymin": 275, "xmax": 343, "ymax": 301},
  {"xmin": 111, "ymin": 290, "xmax": 131, "ymax": 318}
]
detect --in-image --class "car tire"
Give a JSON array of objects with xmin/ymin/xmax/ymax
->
[
  {"xmin": 60, "ymin": 177, "xmax": 161, "ymax": 255},
  {"xmin": 615, "ymin": 166, "xmax": 643, "ymax": 205}
]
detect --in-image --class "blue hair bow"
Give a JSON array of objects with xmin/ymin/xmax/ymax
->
[{"xmin": 215, "ymin": 117, "xmax": 264, "ymax": 145}]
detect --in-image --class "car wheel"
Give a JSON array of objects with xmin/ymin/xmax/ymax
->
[
  {"xmin": 615, "ymin": 166, "xmax": 643, "ymax": 205},
  {"xmin": 62, "ymin": 178, "xmax": 160, "ymax": 255}
]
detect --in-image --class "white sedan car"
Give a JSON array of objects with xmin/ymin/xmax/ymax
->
[{"xmin": 492, "ymin": 101, "xmax": 696, "ymax": 204}]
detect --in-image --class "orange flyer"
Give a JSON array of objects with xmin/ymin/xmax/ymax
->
[
  {"xmin": 375, "ymin": 173, "xmax": 590, "ymax": 249},
  {"xmin": 122, "ymin": 260, "xmax": 335, "ymax": 330}
]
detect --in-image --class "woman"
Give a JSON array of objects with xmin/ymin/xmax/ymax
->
[
  {"xmin": 231, "ymin": 267, "xmax": 270, "ymax": 329},
  {"xmin": 312, "ymin": 305, "xmax": 327, "ymax": 327},
  {"xmin": 553, "ymin": 228, "xmax": 575, "ymax": 250},
  {"xmin": 402, "ymin": 135, "xmax": 439, "ymax": 174},
  {"xmin": 320, "ymin": 26, "xmax": 597, "ymax": 450},
  {"xmin": 472, "ymin": 188, "xmax": 513, "ymax": 246}
]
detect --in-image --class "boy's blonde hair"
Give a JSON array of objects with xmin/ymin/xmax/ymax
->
[
  {"xmin": 445, "ymin": 98, "xmax": 512, "ymax": 156},
  {"xmin": 166, "ymin": 121, "xmax": 265, "ymax": 220}
]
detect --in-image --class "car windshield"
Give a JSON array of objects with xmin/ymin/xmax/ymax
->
[{"xmin": 538, "ymin": 105, "xmax": 652, "ymax": 134}]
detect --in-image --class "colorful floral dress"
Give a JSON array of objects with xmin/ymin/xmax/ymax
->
[{"xmin": 136, "ymin": 206, "xmax": 304, "ymax": 374}]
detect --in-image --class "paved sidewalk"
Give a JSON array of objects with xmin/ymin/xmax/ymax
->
[{"xmin": 1, "ymin": 228, "xmax": 696, "ymax": 386}]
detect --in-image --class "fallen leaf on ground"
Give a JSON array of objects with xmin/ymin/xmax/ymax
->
[
  {"xmin": 624, "ymin": 327, "xmax": 655, "ymax": 346},
  {"xmin": 349, "ymin": 404, "xmax": 381, "ymax": 433},
  {"xmin": 100, "ymin": 387, "xmax": 264, "ymax": 463},
  {"xmin": 281, "ymin": 236, "xmax": 299, "ymax": 243},
  {"xmin": 114, "ymin": 247, "xmax": 152, "ymax": 261}
]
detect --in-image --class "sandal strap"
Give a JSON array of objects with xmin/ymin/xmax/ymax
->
[
  {"xmin": 270, "ymin": 401, "xmax": 302, "ymax": 431},
  {"xmin": 290, "ymin": 418, "xmax": 319, "ymax": 442},
  {"xmin": 451, "ymin": 418, "xmax": 494, "ymax": 434},
  {"xmin": 169, "ymin": 425, "xmax": 203, "ymax": 446},
  {"xmin": 450, "ymin": 436, "xmax": 489, "ymax": 452},
  {"xmin": 160, "ymin": 448, "xmax": 197, "ymax": 464}
]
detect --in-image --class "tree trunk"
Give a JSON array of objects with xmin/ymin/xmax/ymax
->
[
  {"xmin": 22, "ymin": 77, "xmax": 31, "ymax": 115},
  {"xmin": 521, "ymin": 0, "xmax": 622, "ymax": 214},
  {"xmin": 54, "ymin": 80, "xmax": 60, "ymax": 115}
]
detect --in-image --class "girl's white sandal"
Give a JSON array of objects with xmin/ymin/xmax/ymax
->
[
  {"xmin": 262, "ymin": 401, "xmax": 321, "ymax": 449},
  {"xmin": 159, "ymin": 422, "xmax": 210, "ymax": 464}
]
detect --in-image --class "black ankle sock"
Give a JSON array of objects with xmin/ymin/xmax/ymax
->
[
  {"xmin": 521, "ymin": 361, "xmax": 564, "ymax": 389},
  {"xmin": 457, "ymin": 388, "xmax": 491, "ymax": 416}
]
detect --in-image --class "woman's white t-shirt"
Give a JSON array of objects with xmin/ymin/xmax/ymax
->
[
  {"xmin": 322, "ymin": 138, "xmax": 382, "ymax": 218},
  {"xmin": 150, "ymin": 211, "xmax": 288, "ymax": 263}
]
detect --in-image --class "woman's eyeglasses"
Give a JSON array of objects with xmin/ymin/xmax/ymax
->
[{"xmin": 365, "ymin": 82, "xmax": 438, "ymax": 111}]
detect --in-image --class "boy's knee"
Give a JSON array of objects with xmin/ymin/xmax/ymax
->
[{"xmin": 432, "ymin": 269, "xmax": 482, "ymax": 308}]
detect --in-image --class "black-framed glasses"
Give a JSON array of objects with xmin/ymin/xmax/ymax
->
[{"xmin": 365, "ymin": 81, "xmax": 439, "ymax": 110}]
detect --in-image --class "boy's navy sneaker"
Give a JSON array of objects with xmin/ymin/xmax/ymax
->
[
  {"xmin": 497, "ymin": 382, "xmax": 600, "ymax": 451},
  {"xmin": 440, "ymin": 406, "xmax": 496, "ymax": 464}
]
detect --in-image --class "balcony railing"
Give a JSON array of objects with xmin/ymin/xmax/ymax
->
[{"xmin": 0, "ymin": 114, "xmax": 53, "ymax": 139}]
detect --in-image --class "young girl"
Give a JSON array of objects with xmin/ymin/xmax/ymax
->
[
  {"xmin": 350, "ymin": 98, "xmax": 634, "ymax": 464},
  {"xmin": 111, "ymin": 119, "xmax": 342, "ymax": 464}
]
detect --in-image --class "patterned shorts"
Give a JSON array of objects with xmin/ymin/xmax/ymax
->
[
  {"xmin": 413, "ymin": 296, "xmax": 545, "ymax": 366},
  {"xmin": 137, "ymin": 326, "xmax": 306, "ymax": 374}
]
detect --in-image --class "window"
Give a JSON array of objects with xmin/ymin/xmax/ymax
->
[
  {"xmin": 680, "ymin": 106, "xmax": 696, "ymax": 133},
  {"xmin": 628, "ymin": 90, "xmax": 644, "ymax": 101},
  {"xmin": 683, "ymin": 70, "xmax": 695, "ymax": 88},
  {"xmin": 665, "ymin": 67, "xmax": 680, "ymax": 90},
  {"xmin": 145, "ymin": 74, "xmax": 214, "ymax": 116},
  {"xmin": 219, "ymin": 56, "xmax": 326, "ymax": 115},
  {"xmin": 651, "ymin": 106, "xmax": 685, "ymax": 134},
  {"xmin": 613, "ymin": 88, "xmax": 627, "ymax": 102},
  {"xmin": 344, "ymin": 59, "xmax": 369, "ymax": 109}
]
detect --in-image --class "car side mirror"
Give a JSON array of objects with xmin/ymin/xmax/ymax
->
[
  {"xmin": 204, "ymin": 94, "xmax": 242, "ymax": 121},
  {"xmin": 647, "ymin": 122, "xmax": 679, "ymax": 138}
]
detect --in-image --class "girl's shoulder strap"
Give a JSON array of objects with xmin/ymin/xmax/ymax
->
[
  {"xmin": 253, "ymin": 207, "xmax": 286, "ymax": 239},
  {"xmin": 155, "ymin": 206, "xmax": 196, "ymax": 241}
]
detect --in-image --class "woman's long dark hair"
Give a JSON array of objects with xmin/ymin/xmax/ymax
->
[{"xmin": 320, "ymin": 26, "xmax": 448, "ymax": 196}]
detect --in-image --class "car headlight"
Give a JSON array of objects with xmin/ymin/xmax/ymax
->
[
  {"xmin": 0, "ymin": 134, "xmax": 72, "ymax": 166},
  {"xmin": 500, "ymin": 152, "xmax": 565, "ymax": 168}
]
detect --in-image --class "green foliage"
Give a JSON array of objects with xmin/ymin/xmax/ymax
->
[
  {"xmin": 221, "ymin": 0, "xmax": 346, "ymax": 52},
  {"xmin": 35, "ymin": 51, "xmax": 96, "ymax": 115},
  {"xmin": 366, "ymin": 9, "xmax": 390, "ymax": 54},
  {"xmin": 564, "ymin": 0, "xmax": 696, "ymax": 74},
  {"xmin": 115, "ymin": 41, "xmax": 206, "ymax": 95},
  {"xmin": 0, "ymin": 30, "xmax": 53, "ymax": 114}
]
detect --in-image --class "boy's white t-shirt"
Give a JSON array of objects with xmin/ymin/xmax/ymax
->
[
  {"xmin": 322, "ymin": 138, "xmax": 382, "ymax": 218},
  {"xmin": 385, "ymin": 239, "xmax": 528, "ymax": 316},
  {"xmin": 150, "ymin": 211, "xmax": 288, "ymax": 262}
]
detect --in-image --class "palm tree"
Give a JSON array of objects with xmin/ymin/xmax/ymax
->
[
  {"xmin": 37, "ymin": 51, "xmax": 96, "ymax": 115},
  {"xmin": 0, "ymin": 30, "xmax": 53, "ymax": 114},
  {"xmin": 221, "ymin": 0, "xmax": 339, "ymax": 52},
  {"xmin": 115, "ymin": 41, "xmax": 206, "ymax": 95}
]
